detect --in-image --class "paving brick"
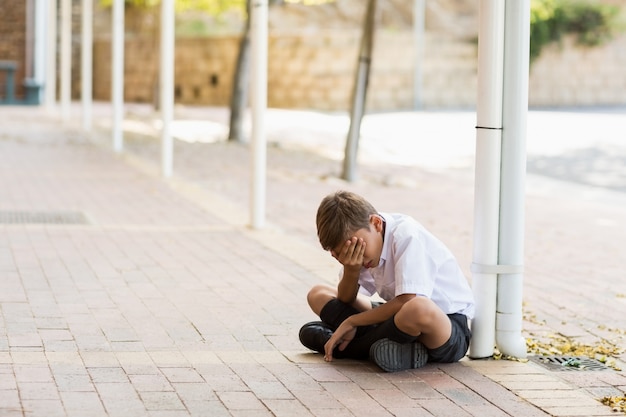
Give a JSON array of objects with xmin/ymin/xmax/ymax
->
[
  {"xmin": 541, "ymin": 405, "xmax": 617, "ymax": 416},
  {"xmin": 160, "ymin": 367, "xmax": 204, "ymax": 384},
  {"xmin": 391, "ymin": 380, "xmax": 444, "ymax": 399},
  {"xmin": 21, "ymin": 399, "xmax": 66, "ymax": 417},
  {"xmin": 18, "ymin": 382, "xmax": 60, "ymax": 400},
  {"xmin": 385, "ymin": 407, "xmax": 435, "ymax": 417},
  {"xmin": 498, "ymin": 380, "xmax": 575, "ymax": 390},
  {"xmin": 460, "ymin": 404, "xmax": 511, "ymax": 417},
  {"xmin": 139, "ymin": 391, "xmax": 186, "ymax": 411},
  {"xmin": 527, "ymin": 396, "xmax": 603, "ymax": 407},
  {"xmin": 88, "ymin": 367, "xmax": 128, "ymax": 383},
  {"xmin": 183, "ymin": 400, "xmax": 229, "ymax": 416},
  {"xmin": 289, "ymin": 388, "xmax": 343, "ymax": 410},
  {"xmin": 0, "ymin": 389, "xmax": 21, "ymax": 409},
  {"xmin": 13, "ymin": 365, "xmax": 53, "ymax": 382},
  {"xmin": 216, "ymin": 391, "xmax": 267, "ymax": 410},
  {"xmin": 262, "ymin": 399, "xmax": 315, "ymax": 417},
  {"xmin": 365, "ymin": 388, "xmax": 422, "ymax": 408},
  {"xmin": 419, "ymin": 398, "xmax": 474, "ymax": 417},
  {"xmin": 59, "ymin": 391, "xmax": 106, "ymax": 413},
  {"xmin": 129, "ymin": 374, "xmax": 174, "ymax": 392},
  {"xmin": 516, "ymin": 389, "xmax": 587, "ymax": 399},
  {"xmin": 301, "ymin": 365, "xmax": 352, "ymax": 382}
]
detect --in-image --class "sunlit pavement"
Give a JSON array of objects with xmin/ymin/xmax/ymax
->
[{"xmin": 0, "ymin": 103, "xmax": 624, "ymax": 416}]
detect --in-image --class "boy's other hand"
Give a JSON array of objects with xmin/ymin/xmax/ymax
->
[{"xmin": 323, "ymin": 319, "xmax": 356, "ymax": 362}]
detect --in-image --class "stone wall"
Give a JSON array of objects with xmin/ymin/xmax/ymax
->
[
  {"xmin": 92, "ymin": 31, "xmax": 477, "ymax": 111},
  {"xmin": 0, "ymin": 0, "xmax": 27, "ymax": 100},
  {"xmin": 529, "ymin": 35, "xmax": 626, "ymax": 107},
  {"xmin": 90, "ymin": 29, "xmax": 626, "ymax": 111}
]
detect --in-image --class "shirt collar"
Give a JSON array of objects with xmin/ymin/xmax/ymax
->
[{"xmin": 378, "ymin": 212, "xmax": 392, "ymax": 266}]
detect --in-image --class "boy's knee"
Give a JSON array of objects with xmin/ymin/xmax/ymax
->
[
  {"xmin": 307, "ymin": 284, "xmax": 336, "ymax": 315},
  {"xmin": 398, "ymin": 297, "xmax": 439, "ymax": 326},
  {"xmin": 307, "ymin": 284, "xmax": 334, "ymax": 300}
]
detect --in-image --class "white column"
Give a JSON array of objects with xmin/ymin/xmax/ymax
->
[
  {"xmin": 81, "ymin": 0, "xmax": 93, "ymax": 131},
  {"xmin": 249, "ymin": 0, "xmax": 268, "ymax": 229},
  {"xmin": 34, "ymin": 0, "xmax": 46, "ymax": 104},
  {"xmin": 160, "ymin": 0, "xmax": 175, "ymax": 178},
  {"xmin": 111, "ymin": 0, "xmax": 124, "ymax": 152},
  {"xmin": 60, "ymin": 0, "xmax": 71, "ymax": 120},
  {"xmin": 496, "ymin": 0, "xmax": 530, "ymax": 359},
  {"xmin": 468, "ymin": 0, "xmax": 505, "ymax": 359}
]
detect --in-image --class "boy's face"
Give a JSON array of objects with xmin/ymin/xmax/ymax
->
[{"xmin": 330, "ymin": 215, "xmax": 384, "ymax": 269}]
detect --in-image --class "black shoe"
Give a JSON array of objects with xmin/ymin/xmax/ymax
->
[
  {"xmin": 299, "ymin": 321, "xmax": 334, "ymax": 353},
  {"xmin": 370, "ymin": 338, "xmax": 428, "ymax": 372}
]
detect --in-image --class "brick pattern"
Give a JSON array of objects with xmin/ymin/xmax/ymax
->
[{"xmin": 2, "ymin": 103, "xmax": 626, "ymax": 416}]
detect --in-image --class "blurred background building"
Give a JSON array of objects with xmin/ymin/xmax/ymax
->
[{"xmin": 1, "ymin": 0, "xmax": 625, "ymax": 110}]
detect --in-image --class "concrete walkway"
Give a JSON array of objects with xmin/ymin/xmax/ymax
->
[{"xmin": 0, "ymin": 104, "xmax": 625, "ymax": 416}]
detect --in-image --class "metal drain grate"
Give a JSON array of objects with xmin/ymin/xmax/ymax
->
[
  {"xmin": 530, "ymin": 355, "xmax": 610, "ymax": 372},
  {"xmin": 0, "ymin": 211, "xmax": 90, "ymax": 225}
]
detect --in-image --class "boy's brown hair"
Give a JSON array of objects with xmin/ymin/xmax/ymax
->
[{"xmin": 316, "ymin": 190, "xmax": 378, "ymax": 251}]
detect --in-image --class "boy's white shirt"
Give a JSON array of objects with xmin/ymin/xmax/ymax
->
[{"xmin": 349, "ymin": 212, "xmax": 475, "ymax": 319}]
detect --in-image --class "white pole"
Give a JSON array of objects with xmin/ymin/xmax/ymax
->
[
  {"xmin": 34, "ymin": 0, "xmax": 46, "ymax": 104},
  {"xmin": 111, "ymin": 0, "xmax": 124, "ymax": 152},
  {"xmin": 250, "ymin": 0, "xmax": 268, "ymax": 229},
  {"xmin": 468, "ymin": 0, "xmax": 505, "ymax": 359},
  {"xmin": 81, "ymin": 0, "xmax": 93, "ymax": 131},
  {"xmin": 45, "ymin": 0, "xmax": 57, "ymax": 111},
  {"xmin": 60, "ymin": 0, "xmax": 71, "ymax": 120},
  {"xmin": 496, "ymin": 0, "xmax": 530, "ymax": 359},
  {"xmin": 413, "ymin": 0, "xmax": 425, "ymax": 109},
  {"xmin": 160, "ymin": 0, "xmax": 175, "ymax": 178}
]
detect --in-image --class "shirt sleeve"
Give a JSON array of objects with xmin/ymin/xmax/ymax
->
[{"xmin": 392, "ymin": 228, "xmax": 436, "ymax": 298}]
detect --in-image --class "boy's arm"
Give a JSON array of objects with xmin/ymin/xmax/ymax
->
[
  {"xmin": 347, "ymin": 293, "xmax": 415, "ymax": 327},
  {"xmin": 336, "ymin": 266, "xmax": 361, "ymax": 304}
]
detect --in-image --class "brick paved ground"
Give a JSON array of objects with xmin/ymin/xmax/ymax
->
[{"xmin": 0, "ymin": 104, "xmax": 625, "ymax": 416}]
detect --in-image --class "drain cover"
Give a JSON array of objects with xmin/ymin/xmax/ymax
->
[
  {"xmin": 0, "ymin": 211, "xmax": 90, "ymax": 225},
  {"xmin": 530, "ymin": 355, "xmax": 610, "ymax": 371}
]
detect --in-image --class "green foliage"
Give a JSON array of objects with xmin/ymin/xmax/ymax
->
[
  {"xmin": 98, "ymin": 0, "xmax": 245, "ymax": 14},
  {"xmin": 530, "ymin": 0, "xmax": 622, "ymax": 61}
]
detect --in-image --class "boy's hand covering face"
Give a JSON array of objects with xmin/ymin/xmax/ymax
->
[{"xmin": 331, "ymin": 237, "xmax": 365, "ymax": 268}]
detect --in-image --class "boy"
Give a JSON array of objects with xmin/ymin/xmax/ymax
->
[{"xmin": 299, "ymin": 190, "xmax": 474, "ymax": 372}]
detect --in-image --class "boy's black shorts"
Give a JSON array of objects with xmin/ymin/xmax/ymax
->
[
  {"xmin": 427, "ymin": 312, "xmax": 471, "ymax": 363},
  {"xmin": 320, "ymin": 298, "xmax": 471, "ymax": 362}
]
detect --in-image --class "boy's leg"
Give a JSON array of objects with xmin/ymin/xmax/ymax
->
[
  {"xmin": 301, "ymin": 284, "xmax": 376, "ymax": 358},
  {"xmin": 334, "ymin": 314, "xmax": 418, "ymax": 360},
  {"xmin": 393, "ymin": 296, "xmax": 453, "ymax": 349},
  {"xmin": 306, "ymin": 284, "xmax": 372, "ymax": 317},
  {"xmin": 370, "ymin": 298, "xmax": 471, "ymax": 371},
  {"xmin": 425, "ymin": 313, "xmax": 471, "ymax": 363}
]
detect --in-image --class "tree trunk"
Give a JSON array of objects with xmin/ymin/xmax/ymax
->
[
  {"xmin": 228, "ymin": 0, "xmax": 252, "ymax": 142},
  {"xmin": 342, "ymin": 0, "xmax": 377, "ymax": 182}
]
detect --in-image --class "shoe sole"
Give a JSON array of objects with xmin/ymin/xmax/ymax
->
[{"xmin": 370, "ymin": 339, "xmax": 428, "ymax": 372}]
